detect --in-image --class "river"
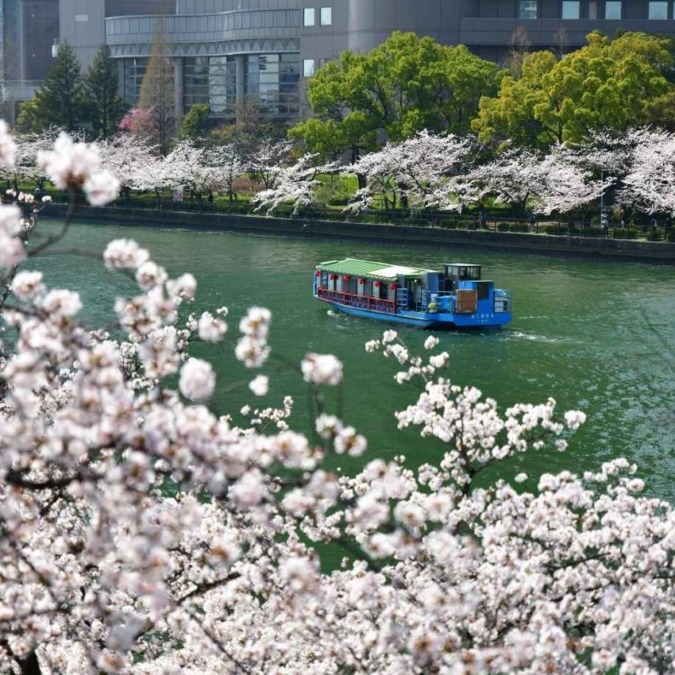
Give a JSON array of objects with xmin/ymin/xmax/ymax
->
[{"xmin": 32, "ymin": 219, "xmax": 675, "ymax": 501}]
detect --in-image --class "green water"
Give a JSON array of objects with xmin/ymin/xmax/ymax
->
[{"xmin": 31, "ymin": 220, "xmax": 675, "ymax": 500}]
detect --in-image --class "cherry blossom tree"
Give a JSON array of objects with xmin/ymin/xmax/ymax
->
[
  {"xmin": 459, "ymin": 145, "xmax": 609, "ymax": 217},
  {"xmin": 615, "ymin": 127, "xmax": 675, "ymax": 215},
  {"xmin": 245, "ymin": 137, "xmax": 293, "ymax": 191},
  {"xmin": 252, "ymin": 153, "xmax": 336, "ymax": 215},
  {"xmin": 343, "ymin": 130, "xmax": 476, "ymax": 213},
  {"xmin": 117, "ymin": 108, "xmax": 160, "ymax": 153},
  {"xmin": 97, "ymin": 134, "xmax": 160, "ymax": 201},
  {"xmin": 207, "ymin": 143, "xmax": 245, "ymax": 203},
  {"xmin": 1, "ymin": 128, "xmax": 675, "ymax": 675}
]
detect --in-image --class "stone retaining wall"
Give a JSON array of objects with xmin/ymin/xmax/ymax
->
[{"xmin": 45, "ymin": 204, "xmax": 675, "ymax": 264}]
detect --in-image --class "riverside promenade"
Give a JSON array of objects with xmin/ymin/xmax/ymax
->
[{"xmin": 46, "ymin": 204, "xmax": 675, "ymax": 265}]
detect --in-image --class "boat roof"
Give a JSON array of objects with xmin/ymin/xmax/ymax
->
[{"xmin": 316, "ymin": 258, "xmax": 434, "ymax": 280}]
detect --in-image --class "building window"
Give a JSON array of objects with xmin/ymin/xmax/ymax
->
[
  {"xmin": 648, "ymin": 1, "xmax": 668, "ymax": 18},
  {"xmin": 519, "ymin": 0, "xmax": 538, "ymax": 18},
  {"xmin": 604, "ymin": 1, "xmax": 622, "ymax": 18},
  {"xmin": 184, "ymin": 57, "xmax": 209, "ymax": 109},
  {"xmin": 303, "ymin": 8, "xmax": 315, "ymax": 26},
  {"xmin": 245, "ymin": 54, "xmax": 300, "ymax": 117},
  {"xmin": 320, "ymin": 7, "xmax": 332, "ymax": 25},
  {"xmin": 122, "ymin": 57, "xmax": 148, "ymax": 104},
  {"xmin": 562, "ymin": 1, "xmax": 580, "ymax": 18},
  {"xmin": 208, "ymin": 56, "xmax": 235, "ymax": 115},
  {"xmin": 303, "ymin": 58, "xmax": 315, "ymax": 77}
]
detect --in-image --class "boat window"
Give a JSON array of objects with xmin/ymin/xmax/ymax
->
[
  {"xmin": 477, "ymin": 281, "xmax": 490, "ymax": 300},
  {"xmin": 445, "ymin": 265, "xmax": 481, "ymax": 281}
]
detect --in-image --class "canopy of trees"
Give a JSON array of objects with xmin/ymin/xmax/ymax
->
[
  {"xmin": 473, "ymin": 31, "xmax": 675, "ymax": 149},
  {"xmin": 17, "ymin": 44, "xmax": 127, "ymax": 140},
  {"xmin": 290, "ymin": 31, "xmax": 502, "ymax": 161}
]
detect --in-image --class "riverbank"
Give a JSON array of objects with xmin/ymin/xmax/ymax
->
[{"xmin": 45, "ymin": 203, "xmax": 675, "ymax": 264}]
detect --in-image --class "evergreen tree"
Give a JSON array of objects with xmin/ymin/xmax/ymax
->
[
  {"xmin": 28, "ymin": 41, "xmax": 85, "ymax": 132},
  {"xmin": 83, "ymin": 45, "xmax": 128, "ymax": 139},
  {"xmin": 177, "ymin": 103, "xmax": 211, "ymax": 143}
]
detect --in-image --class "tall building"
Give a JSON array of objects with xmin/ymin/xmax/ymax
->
[
  {"xmin": 1, "ymin": 0, "xmax": 59, "ymax": 120},
  {"xmin": 7, "ymin": 1, "xmax": 675, "ymax": 125}
]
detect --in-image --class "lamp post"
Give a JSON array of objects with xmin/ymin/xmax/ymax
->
[{"xmin": 600, "ymin": 170, "xmax": 608, "ymax": 235}]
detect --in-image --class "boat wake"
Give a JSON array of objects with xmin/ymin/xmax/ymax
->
[{"xmin": 506, "ymin": 331, "xmax": 562, "ymax": 343}]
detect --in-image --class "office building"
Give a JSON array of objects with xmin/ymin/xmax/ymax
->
[{"xmin": 6, "ymin": 1, "xmax": 675, "ymax": 124}]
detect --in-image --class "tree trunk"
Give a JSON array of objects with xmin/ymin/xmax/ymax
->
[{"xmin": 19, "ymin": 651, "xmax": 41, "ymax": 675}]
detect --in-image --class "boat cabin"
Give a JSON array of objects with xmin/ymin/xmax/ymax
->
[
  {"xmin": 444, "ymin": 264, "xmax": 481, "ymax": 282},
  {"xmin": 313, "ymin": 257, "xmax": 512, "ymax": 328}
]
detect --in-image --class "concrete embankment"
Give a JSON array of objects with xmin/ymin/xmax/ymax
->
[{"xmin": 45, "ymin": 204, "xmax": 675, "ymax": 264}]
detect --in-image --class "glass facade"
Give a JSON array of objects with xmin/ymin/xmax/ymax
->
[
  {"xmin": 184, "ymin": 56, "xmax": 209, "ymax": 109},
  {"xmin": 122, "ymin": 57, "xmax": 149, "ymax": 104},
  {"xmin": 519, "ymin": 1, "xmax": 538, "ymax": 19},
  {"xmin": 562, "ymin": 1, "xmax": 581, "ymax": 18},
  {"xmin": 247, "ymin": 53, "xmax": 300, "ymax": 116},
  {"xmin": 605, "ymin": 1, "xmax": 622, "ymax": 18},
  {"xmin": 208, "ymin": 56, "xmax": 235, "ymax": 115},
  {"xmin": 648, "ymin": 1, "xmax": 668, "ymax": 19}
]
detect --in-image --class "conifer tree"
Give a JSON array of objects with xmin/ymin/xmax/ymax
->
[
  {"xmin": 22, "ymin": 41, "xmax": 84, "ymax": 132},
  {"xmin": 83, "ymin": 45, "xmax": 128, "ymax": 139}
]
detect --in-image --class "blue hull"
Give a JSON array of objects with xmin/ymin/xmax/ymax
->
[{"xmin": 323, "ymin": 299, "xmax": 511, "ymax": 329}]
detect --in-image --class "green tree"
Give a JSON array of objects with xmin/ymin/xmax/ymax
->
[
  {"xmin": 138, "ymin": 20, "xmax": 175, "ymax": 155},
  {"xmin": 473, "ymin": 31, "xmax": 675, "ymax": 149},
  {"xmin": 83, "ymin": 45, "xmax": 128, "ymax": 140},
  {"xmin": 290, "ymin": 31, "xmax": 501, "ymax": 162},
  {"xmin": 19, "ymin": 41, "xmax": 84, "ymax": 132},
  {"xmin": 16, "ymin": 98, "xmax": 42, "ymax": 134},
  {"xmin": 472, "ymin": 50, "xmax": 560, "ymax": 149},
  {"xmin": 177, "ymin": 103, "xmax": 211, "ymax": 142},
  {"xmin": 210, "ymin": 97, "xmax": 287, "ymax": 158}
]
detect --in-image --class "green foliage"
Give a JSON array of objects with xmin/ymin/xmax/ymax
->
[
  {"xmin": 647, "ymin": 227, "xmax": 665, "ymax": 242},
  {"xmin": 178, "ymin": 104, "xmax": 211, "ymax": 142},
  {"xmin": 18, "ymin": 42, "xmax": 85, "ymax": 133},
  {"xmin": 613, "ymin": 227, "xmax": 639, "ymax": 240},
  {"xmin": 314, "ymin": 174, "xmax": 358, "ymax": 206},
  {"xmin": 474, "ymin": 31, "xmax": 675, "ymax": 149},
  {"xmin": 210, "ymin": 97, "xmax": 287, "ymax": 159},
  {"xmin": 290, "ymin": 32, "xmax": 501, "ymax": 159},
  {"xmin": 16, "ymin": 99, "xmax": 42, "ymax": 134},
  {"xmin": 83, "ymin": 46, "xmax": 129, "ymax": 139}
]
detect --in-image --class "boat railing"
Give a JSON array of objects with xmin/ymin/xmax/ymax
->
[
  {"xmin": 317, "ymin": 287, "xmax": 397, "ymax": 313},
  {"xmin": 495, "ymin": 289, "xmax": 512, "ymax": 314}
]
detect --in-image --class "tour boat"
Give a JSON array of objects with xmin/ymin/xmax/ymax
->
[{"xmin": 313, "ymin": 258, "xmax": 512, "ymax": 329}]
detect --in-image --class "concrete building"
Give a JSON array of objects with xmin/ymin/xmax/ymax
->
[
  {"xmin": 1, "ymin": 0, "xmax": 59, "ymax": 117},
  {"xmin": 6, "ymin": 1, "xmax": 675, "ymax": 124}
]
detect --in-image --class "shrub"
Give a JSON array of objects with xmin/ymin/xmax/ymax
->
[
  {"xmin": 613, "ymin": 227, "xmax": 639, "ymax": 240},
  {"xmin": 509, "ymin": 222, "xmax": 530, "ymax": 233}
]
